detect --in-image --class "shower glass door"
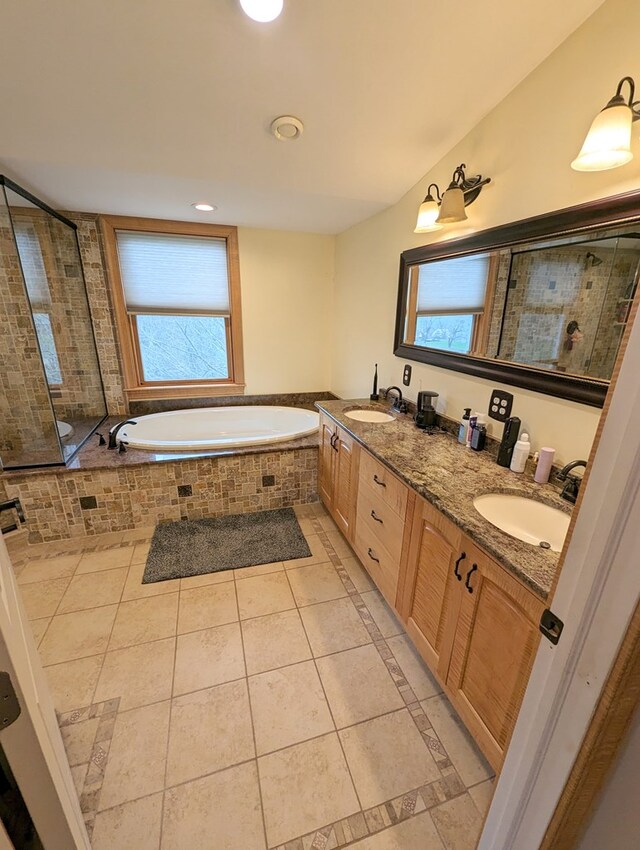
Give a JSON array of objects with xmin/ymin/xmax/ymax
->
[{"xmin": 0, "ymin": 177, "xmax": 107, "ymax": 469}]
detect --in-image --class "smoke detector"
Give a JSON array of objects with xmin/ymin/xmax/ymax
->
[{"xmin": 270, "ymin": 115, "xmax": 304, "ymax": 141}]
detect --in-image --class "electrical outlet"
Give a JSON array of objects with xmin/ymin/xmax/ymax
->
[
  {"xmin": 488, "ymin": 389, "xmax": 514, "ymax": 422},
  {"xmin": 403, "ymin": 364, "xmax": 412, "ymax": 386}
]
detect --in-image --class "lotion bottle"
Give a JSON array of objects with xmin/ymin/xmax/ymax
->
[
  {"xmin": 510, "ymin": 433, "xmax": 530, "ymax": 473},
  {"xmin": 458, "ymin": 408, "xmax": 471, "ymax": 445}
]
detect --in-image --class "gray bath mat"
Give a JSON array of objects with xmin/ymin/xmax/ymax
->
[{"xmin": 142, "ymin": 507, "xmax": 311, "ymax": 583}]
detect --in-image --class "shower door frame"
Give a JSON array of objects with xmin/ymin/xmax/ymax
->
[{"xmin": 0, "ymin": 175, "xmax": 108, "ymax": 470}]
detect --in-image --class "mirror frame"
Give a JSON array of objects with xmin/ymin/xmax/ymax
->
[{"xmin": 394, "ymin": 190, "xmax": 640, "ymax": 408}]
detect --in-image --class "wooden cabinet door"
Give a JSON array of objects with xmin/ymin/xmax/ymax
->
[
  {"xmin": 399, "ymin": 498, "xmax": 464, "ymax": 683},
  {"xmin": 333, "ymin": 427, "xmax": 358, "ymax": 540},
  {"xmin": 446, "ymin": 541, "xmax": 544, "ymax": 770},
  {"xmin": 318, "ymin": 414, "xmax": 336, "ymax": 509}
]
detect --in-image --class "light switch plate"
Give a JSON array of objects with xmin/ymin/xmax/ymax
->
[
  {"xmin": 403, "ymin": 364, "xmax": 412, "ymax": 386},
  {"xmin": 488, "ymin": 389, "xmax": 513, "ymax": 422}
]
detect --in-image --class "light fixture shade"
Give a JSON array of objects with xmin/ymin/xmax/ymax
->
[
  {"xmin": 571, "ymin": 104, "xmax": 633, "ymax": 171},
  {"xmin": 437, "ymin": 187, "xmax": 467, "ymax": 224},
  {"xmin": 414, "ymin": 197, "xmax": 442, "ymax": 233},
  {"xmin": 239, "ymin": 0, "xmax": 283, "ymax": 22}
]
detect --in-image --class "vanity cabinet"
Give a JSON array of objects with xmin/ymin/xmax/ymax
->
[
  {"xmin": 318, "ymin": 413, "xmax": 359, "ymax": 541},
  {"xmin": 316, "ymin": 415, "xmax": 545, "ymax": 772},
  {"xmin": 353, "ymin": 451, "xmax": 411, "ymax": 607},
  {"xmin": 446, "ymin": 541, "xmax": 544, "ymax": 768},
  {"xmin": 399, "ymin": 496, "xmax": 545, "ymax": 769},
  {"xmin": 400, "ymin": 499, "xmax": 463, "ymax": 682}
]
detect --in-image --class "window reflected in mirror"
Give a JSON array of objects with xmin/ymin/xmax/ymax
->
[{"xmin": 401, "ymin": 227, "xmax": 640, "ymax": 383}]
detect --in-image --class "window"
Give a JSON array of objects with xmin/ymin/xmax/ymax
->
[
  {"xmin": 406, "ymin": 253, "xmax": 492, "ymax": 354},
  {"xmin": 100, "ymin": 217, "xmax": 244, "ymax": 399}
]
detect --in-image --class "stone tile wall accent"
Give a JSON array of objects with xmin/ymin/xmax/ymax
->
[
  {"xmin": 5, "ymin": 447, "xmax": 318, "ymax": 542},
  {"xmin": 11, "ymin": 210, "xmax": 106, "ymax": 422},
  {"xmin": 71, "ymin": 213, "xmax": 127, "ymax": 416},
  {"xmin": 497, "ymin": 245, "xmax": 638, "ymax": 379},
  {"xmin": 0, "ymin": 204, "xmax": 61, "ymax": 465}
]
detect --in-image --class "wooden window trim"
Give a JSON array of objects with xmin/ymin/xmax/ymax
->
[{"xmin": 99, "ymin": 215, "xmax": 245, "ymax": 400}]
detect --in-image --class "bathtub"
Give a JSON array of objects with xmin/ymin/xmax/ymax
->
[{"xmin": 118, "ymin": 406, "xmax": 320, "ymax": 452}]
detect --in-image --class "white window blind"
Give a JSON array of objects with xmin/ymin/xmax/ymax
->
[
  {"xmin": 116, "ymin": 231, "xmax": 230, "ymax": 315},
  {"xmin": 417, "ymin": 253, "xmax": 490, "ymax": 315}
]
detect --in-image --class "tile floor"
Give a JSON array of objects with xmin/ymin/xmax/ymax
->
[{"xmin": 10, "ymin": 502, "xmax": 495, "ymax": 850}]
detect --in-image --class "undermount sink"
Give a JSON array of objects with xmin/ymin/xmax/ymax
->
[
  {"xmin": 473, "ymin": 494, "xmax": 570, "ymax": 552},
  {"xmin": 344, "ymin": 409, "xmax": 395, "ymax": 423}
]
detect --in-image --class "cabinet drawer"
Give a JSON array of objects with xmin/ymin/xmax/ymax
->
[
  {"xmin": 356, "ymin": 480, "xmax": 405, "ymax": 562},
  {"xmin": 359, "ymin": 451, "xmax": 408, "ymax": 517},
  {"xmin": 354, "ymin": 523, "xmax": 399, "ymax": 606}
]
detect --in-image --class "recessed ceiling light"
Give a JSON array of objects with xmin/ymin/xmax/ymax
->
[
  {"xmin": 240, "ymin": 0, "xmax": 283, "ymax": 23},
  {"xmin": 270, "ymin": 115, "xmax": 304, "ymax": 141},
  {"xmin": 191, "ymin": 202, "xmax": 218, "ymax": 212}
]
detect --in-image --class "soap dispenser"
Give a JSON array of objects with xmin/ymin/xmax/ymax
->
[
  {"xmin": 458, "ymin": 408, "xmax": 471, "ymax": 445},
  {"xmin": 510, "ymin": 433, "xmax": 531, "ymax": 474}
]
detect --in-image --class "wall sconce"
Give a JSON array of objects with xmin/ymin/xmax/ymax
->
[
  {"xmin": 572, "ymin": 76, "xmax": 640, "ymax": 172},
  {"xmin": 414, "ymin": 164, "xmax": 491, "ymax": 233}
]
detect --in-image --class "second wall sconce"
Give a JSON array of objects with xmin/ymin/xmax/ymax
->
[
  {"xmin": 572, "ymin": 76, "xmax": 640, "ymax": 172},
  {"xmin": 414, "ymin": 164, "xmax": 491, "ymax": 233}
]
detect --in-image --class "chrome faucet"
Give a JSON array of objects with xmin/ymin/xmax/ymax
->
[
  {"xmin": 384, "ymin": 386, "xmax": 407, "ymax": 414},
  {"xmin": 556, "ymin": 459, "xmax": 587, "ymax": 504},
  {"xmin": 108, "ymin": 419, "xmax": 137, "ymax": 451}
]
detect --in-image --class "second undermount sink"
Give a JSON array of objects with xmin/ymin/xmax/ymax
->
[
  {"xmin": 473, "ymin": 494, "xmax": 570, "ymax": 552},
  {"xmin": 345, "ymin": 409, "xmax": 395, "ymax": 423}
]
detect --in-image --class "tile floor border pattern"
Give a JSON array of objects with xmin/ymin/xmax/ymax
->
[
  {"xmin": 58, "ymin": 697, "xmax": 122, "ymax": 839},
  {"xmin": 41, "ymin": 504, "xmax": 490, "ymax": 849},
  {"xmin": 8, "ymin": 529, "xmax": 151, "ymax": 570},
  {"xmin": 272, "ymin": 771, "xmax": 466, "ymax": 850},
  {"xmin": 311, "ymin": 517, "xmax": 454, "ymax": 771}
]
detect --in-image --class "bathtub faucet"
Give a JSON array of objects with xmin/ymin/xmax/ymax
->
[{"xmin": 108, "ymin": 419, "xmax": 137, "ymax": 450}]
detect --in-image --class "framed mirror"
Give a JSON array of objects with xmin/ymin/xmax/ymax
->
[{"xmin": 394, "ymin": 192, "xmax": 640, "ymax": 407}]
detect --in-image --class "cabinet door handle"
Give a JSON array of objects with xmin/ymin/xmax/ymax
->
[
  {"xmin": 465, "ymin": 564, "xmax": 478, "ymax": 593},
  {"xmin": 373, "ymin": 474, "xmax": 386, "ymax": 488},
  {"xmin": 454, "ymin": 552, "xmax": 466, "ymax": 581},
  {"xmin": 331, "ymin": 433, "xmax": 339, "ymax": 451},
  {"xmin": 367, "ymin": 548, "xmax": 380, "ymax": 563},
  {"xmin": 370, "ymin": 510, "xmax": 383, "ymax": 524}
]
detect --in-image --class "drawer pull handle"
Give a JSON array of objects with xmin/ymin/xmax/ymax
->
[
  {"xmin": 465, "ymin": 564, "xmax": 478, "ymax": 593},
  {"xmin": 373, "ymin": 474, "xmax": 386, "ymax": 488},
  {"xmin": 367, "ymin": 548, "xmax": 380, "ymax": 563},
  {"xmin": 370, "ymin": 510, "xmax": 383, "ymax": 524},
  {"xmin": 454, "ymin": 552, "xmax": 466, "ymax": 581}
]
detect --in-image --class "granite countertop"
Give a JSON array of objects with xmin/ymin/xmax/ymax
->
[{"xmin": 316, "ymin": 399, "xmax": 571, "ymax": 600}]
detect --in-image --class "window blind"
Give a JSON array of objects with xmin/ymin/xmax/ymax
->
[
  {"xmin": 417, "ymin": 253, "xmax": 490, "ymax": 315},
  {"xmin": 116, "ymin": 231, "xmax": 230, "ymax": 315}
]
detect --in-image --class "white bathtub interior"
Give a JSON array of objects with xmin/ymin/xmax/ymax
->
[{"xmin": 119, "ymin": 405, "xmax": 320, "ymax": 451}]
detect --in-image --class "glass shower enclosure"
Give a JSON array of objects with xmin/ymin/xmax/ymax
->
[{"xmin": 0, "ymin": 176, "xmax": 107, "ymax": 469}]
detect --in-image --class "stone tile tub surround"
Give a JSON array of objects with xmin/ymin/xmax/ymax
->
[
  {"xmin": 1, "ymin": 393, "xmax": 335, "ymax": 543},
  {"xmin": 2, "ymin": 447, "xmax": 318, "ymax": 543},
  {"xmin": 316, "ymin": 399, "xmax": 572, "ymax": 598}
]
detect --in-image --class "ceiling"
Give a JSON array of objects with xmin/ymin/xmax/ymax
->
[{"xmin": 0, "ymin": 0, "xmax": 604, "ymax": 233}]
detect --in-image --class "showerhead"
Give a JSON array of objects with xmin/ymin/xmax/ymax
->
[{"xmin": 586, "ymin": 251, "xmax": 603, "ymax": 267}]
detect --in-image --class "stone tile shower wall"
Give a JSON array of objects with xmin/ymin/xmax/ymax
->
[
  {"xmin": 4, "ymin": 448, "xmax": 318, "ymax": 542},
  {"xmin": 72, "ymin": 214, "xmax": 127, "ymax": 416},
  {"xmin": 0, "ymin": 206, "xmax": 61, "ymax": 466},
  {"xmin": 11, "ymin": 210, "xmax": 106, "ymax": 422},
  {"xmin": 487, "ymin": 246, "xmax": 638, "ymax": 379}
]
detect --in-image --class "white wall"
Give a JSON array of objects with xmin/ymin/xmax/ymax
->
[
  {"xmin": 331, "ymin": 0, "xmax": 640, "ymax": 464},
  {"xmin": 237, "ymin": 227, "xmax": 334, "ymax": 394},
  {"xmin": 577, "ymin": 709, "xmax": 640, "ymax": 849}
]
